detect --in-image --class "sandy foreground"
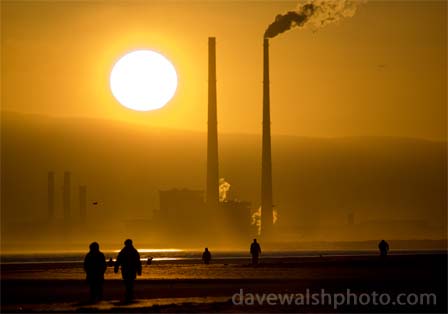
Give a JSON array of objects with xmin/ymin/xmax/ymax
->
[{"xmin": 1, "ymin": 254, "xmax": 447, "ymax": 313}]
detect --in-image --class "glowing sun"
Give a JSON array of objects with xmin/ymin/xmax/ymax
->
[{"xmin": 110, "ymin": 50, "xmax": 178, "ymax": 111}]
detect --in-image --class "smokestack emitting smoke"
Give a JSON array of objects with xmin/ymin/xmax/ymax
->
[
  {"xmin": 63, "ymin": 171, "xmax": 71, "ymax": 222},
  {"xmin": 206, "ymin": 37, "xmax": 219, "ymax": 211},
  {"xmin": 261, "ymin": 38, "xmax": 273, "ymax": 237},
  {"xmin": 260, "ymin": 1, "xmax": 362, "ymax": 236},
  {"xmin": 264, "ymin": 0, "xmax": 362, "ymax": 38},
  {"xmin": 79, "ymin": 185, "xmax": 87, "ymax": 222},
  {"xmin": 47, "ymin": 172, "xmax": 55, "ymax": 221}
]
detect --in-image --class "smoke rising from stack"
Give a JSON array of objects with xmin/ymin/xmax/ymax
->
[
  {"xmin": 252, "ymin": 206, "xmax": 278, "ymax": 236},
  {"xmin": 264, "ymin": 0, "xmax": 362, "ymax": 38},
  {"xmin": 251, "ymin": 206, "xmax": 262, "ymax": 236},
  {"xmin": 219, "ymin": 178, "xmax": 231, "ymax": 202},
  {"xmin": 273, "ymin": 208, "xmax": 278, "ymax": 224}
]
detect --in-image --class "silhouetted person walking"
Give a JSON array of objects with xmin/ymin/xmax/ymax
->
[
  {"xmin": 114, "ymin": 239, "xmax": 142, "ymax": 303},
  {"xmin": 250, "ymin": 239, "xmax": 261, "ymax": 265},
  {"xmin": 83, "ymin": 242, "xmax": 107, "ymax": 303},
  {"xmin": 202, "ymin": 248, "xmax": 211, "ymax": 264},
  {"xmin": 378, "ymin": 240, "xmax": 389, "ymax": 257}
]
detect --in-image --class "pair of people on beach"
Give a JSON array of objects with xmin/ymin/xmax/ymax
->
[{"xmin": 83, "ymin": 239, "xmax": 141, "ymax": 304}]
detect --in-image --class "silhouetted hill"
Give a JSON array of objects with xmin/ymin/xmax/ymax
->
[{"xmin": 1, "ymin": 111, "xmax": 446, "ymax": 245}]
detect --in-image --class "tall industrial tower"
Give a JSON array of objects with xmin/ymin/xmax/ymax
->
[
  {"xmin": 206, "ymin": 37, "xmax": 219, "ymax": 212},
  {"xmin": 261, "ymin": 38, "xmax": 273, "ymax": 236},
  {"xmin": 63, "ymin": 171, "xmax": 71, "ymax": 222},
  {"xmin": 47, "ymin": 171, "xmax": 55, "ymax": 221},
  {"xmin": 79, "ymin": 185, "xmax": 87, "ymax": 222}
]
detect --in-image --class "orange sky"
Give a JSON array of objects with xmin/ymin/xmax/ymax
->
[{"xmin": 2, "ymin": 1, "xmax": 446, "ymax": 140}]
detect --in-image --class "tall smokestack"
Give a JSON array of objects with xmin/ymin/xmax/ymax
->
[
  {"xmin": 63, "ymin": 171, "xmax": 71, "ymax": 222},
  {"xmin": 261, "ymin": 38, "xmax": 273, "ymax": 236},
  {"xmin": 206, "ymin": 37, "xmax": 219, "ymax": 211},
  {"xmin": 79, "ymin": 185, "xmax": 87, "ymax": 222},
  {"xmin": 47, "ymin": 171, "xmax": 55, "ymax": 221}
]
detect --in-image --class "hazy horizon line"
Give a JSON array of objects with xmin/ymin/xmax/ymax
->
[
  {"xmin": 2, "ymin": 109, "xmax": 446, "ymax": 143},
  {"xmin": 2, "ymin": 239, "xmax": 447, "ymax": 256}
]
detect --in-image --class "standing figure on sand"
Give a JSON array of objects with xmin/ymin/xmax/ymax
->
[
  {"xmin": 202, "ymin": 248, "xmax": 212, "ymax": 264},
  {"xmin": 83, "ymin": 242, "xmax": 107, "ymax": 303},
  {"xmin": 378, "ymin": 239, "xmax": 390, "ymax": 257},
  {"xmin": 114, "ymin": 239, "xmax": 142, "ymax": 303},
  {"xmin": 250, "ymin": 239, "xmax": 262, "ymax": 265}
]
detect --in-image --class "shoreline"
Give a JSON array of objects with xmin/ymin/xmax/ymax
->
[
  {"xmin": 2, "ymin": 253, "xmax": 447, "ymax": 312},
  {"xmin": 2, "ymin": 249, "xmax": 446, "ymax": 265},
  {"xmin": 2, "ymin": 239, "xmax": 447, "ymax": 256}
]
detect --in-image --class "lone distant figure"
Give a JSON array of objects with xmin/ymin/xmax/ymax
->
[
  {"xmin": 202, "ymin": 248, "xmax": 211, "ymax": 264},
  {"xmin": 378, "ymin": 239, "xmax": 389, "ymax": 257},
  {"xmin": 250, "ymin": 239, "xmax": 261, "ymax": 265},
  {"xmin": 83, "ymin": 242, "xmax": 107, "ymax": 303},
  {"xmin": 114, "ymin": 239, "xmax": 142, "ymax": 303}
]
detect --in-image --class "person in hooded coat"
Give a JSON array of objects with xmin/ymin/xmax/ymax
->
[
  {"xmin": 114, "ymin": 239, "xmax": 142, "ymax": 303},
  {"xmin": 84, "ymin": 242, "xmax": 107, "ymax": 302}
]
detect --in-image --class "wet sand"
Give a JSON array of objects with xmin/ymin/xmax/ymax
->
[{"xmin": 2, "ymin": 254, "xmax": 447, "ymax": 313}]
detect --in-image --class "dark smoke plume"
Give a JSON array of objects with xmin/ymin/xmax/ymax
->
[{"xmin": 264, "ymin": 0, "xmax": 363, "ymax": 38}]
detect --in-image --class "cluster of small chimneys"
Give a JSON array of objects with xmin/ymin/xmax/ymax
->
[{"xmin": 47, "ymin": 171, "xmax": 87, "ymax": 222}]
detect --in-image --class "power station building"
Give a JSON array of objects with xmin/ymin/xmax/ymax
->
[{"xmin": 154, "ymin": 188, "xmax": 252, "ymax": 242}]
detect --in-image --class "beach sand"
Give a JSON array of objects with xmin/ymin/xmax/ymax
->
[{"xmin": 2, "ymin": 254, "xmax": 446, "ymax": 313}]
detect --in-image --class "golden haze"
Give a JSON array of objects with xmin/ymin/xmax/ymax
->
[{"xmin": 1, "ymin": 1, "xmax": 446, "ymax": 140}]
